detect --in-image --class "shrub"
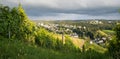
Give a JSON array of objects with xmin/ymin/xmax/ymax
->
[
  {"xmin": 108, "ymin": 24, "xmax": 120, "ymax": 59},
  {"xmin": 35, "ymin": 28, "xmax": 80, "ymax": 52}
]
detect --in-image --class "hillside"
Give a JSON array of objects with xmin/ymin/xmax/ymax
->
[
  {"xmin": 53, "ymin": 33, "xmax": 106, "ymax": 52},
  {"xmin": 0, "ymin": 4, "xmax": 113, "ymax": 59},
  {"xmin": 0, "ymin": 36, "xmax": 111, "ymax": 59},
  {"xmin": 53, "ymin": 34, "xmax": 85, "ymax": 48},
  {"xmin": 0, "ymin": 36, "xmax": 80, "ymax": 59}
]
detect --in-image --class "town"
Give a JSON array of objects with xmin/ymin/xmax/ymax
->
[{"xmin": 34, "ymin": 20, "xmax": 118, "ymax": 46}]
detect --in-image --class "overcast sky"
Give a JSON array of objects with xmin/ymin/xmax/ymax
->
[{"xmin": 1, "ymin": 0, "xmax": 120, "ymax": 20}]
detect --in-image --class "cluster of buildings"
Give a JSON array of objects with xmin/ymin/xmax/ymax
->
[
  {"xmin": 89, "ymin": 20, "xmax": 103, "ymax": 24},
  {"xmin": 37, "ymin": 23, "xmax": 82, "ymax": 38},
  {"xmin": 36, "ymin": 20, "xmax": 113, "ymax": 45}
]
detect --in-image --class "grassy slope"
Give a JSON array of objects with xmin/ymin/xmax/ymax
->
[
  {"xmin": 0, "ymin": 36, "xmax": 112, "ymax": 59},
  {"xmin": 97, "ymin": 30, "xmax": 108, "ymax": 36},
  {"xmin": 53, "ymin": 33, "xmax": 106, "ymax": 52},
  {"xmin": 53, "ymin": 34, "xmax": 84, "ymax": 48},
  {"xmin": 102, "ymin": 30, "xmax": 115, "ymax": 35},
  {"xmin": 85, "ymin": 41, "xmax": 107, "ymax": 53},
  {"xmin": 0, "ymin": 36, "xmax": 81, "ymax": 59}
]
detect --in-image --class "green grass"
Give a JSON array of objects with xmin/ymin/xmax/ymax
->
[
  {"xmin": 85, "ymin": 41, "xmax": 107, "ymax": 53},
  {"xmin": 0, "ymin": 36, "xmax": 80, "ymax": 59},
  {"xmin": 0, "ymin": 36, "xmax": 112, "ymax": 59},
  {"xmin": 97, "ymin": 30, "xmax": 108, "ymax": 37},
  {"xmin": 102, "ymin": 30, "xmax": 115, "ymax": 35}
]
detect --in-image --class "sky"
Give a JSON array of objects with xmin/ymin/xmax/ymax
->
[{"xmin": 1, "ymin": 0, "xmax": 120, "ymax": 20}]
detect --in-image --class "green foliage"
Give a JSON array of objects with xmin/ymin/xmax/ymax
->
[
  {"xmin": 0, "ymin": 4, "xmax": 113, "ymax": 59},
  {"xmin": 35, "ymin": 28, "xmax": 57, "ymax": 49},
  {"xmin": 0, "ymin": 4, "xmax": 36, "ymax": 43},
  {"xmin": 63, "ymin": 36, "xmax": 80, "ymax": 52},
  {"xmin": 108, "ymin": 24, "xmax": 120, "ymax": 59},
  {"xmin": 0, "ymin": 36, "xmax": 111, "ymax": 59},
  {"xmin": 0, "ymin": 5, "xmax": 11, "ymax": 37},
  {"xmin": 85, "ymin": 40, "xmax": 106, "ymax": 53},
  {"xmin": 0, "ymin": 4, "xmax": 79, "ymax": 53},
  {"xmin": 95, "ymin": 30, "xmax": 108, "ymax": 38},
  {"xmin": 102, "ymin": 30, "xmax": 115, "ymax": 36},
  {"xmin": 114, "ymin": 24, "xmax": 120, "ymax": 40},
  {"xmin": 35, "ymin": 28, "xmax": 80, "ymax": 52}
]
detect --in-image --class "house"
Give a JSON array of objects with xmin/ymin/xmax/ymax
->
[
  {"xmin": 90, "ymin": 20, "xmax": 103, "ymax": 24},
  {"xmin": 71, "ymin": 33, "xmax": 79, "ymax": 38}
]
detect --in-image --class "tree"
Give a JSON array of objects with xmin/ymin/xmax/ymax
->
[
  {"xmin": 0, "ymin": 5, "xmax": 11, "ymax": 38},
  {"xmin": 108, "ymin": 24, "xmax": 120, "ymax": 59},
  {"xmin": 0, "ymin": 4, "xmax": 36, "ymax": 43},
  {"xmin": 14, "ymin": 4, "xmax": 36, "ymax": 42}
]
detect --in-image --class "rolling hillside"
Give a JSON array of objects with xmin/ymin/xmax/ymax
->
[
  {"xmin": 0, "ymin": 36, "xmax": 110, "ymax": 59},
  {"xmin": 52, "ymin": 33, "xmax": 106, "ymax": 53}
]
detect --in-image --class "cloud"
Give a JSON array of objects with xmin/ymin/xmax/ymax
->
[{"xmin": 1, "ymin": 0, "xmax": 120, "ymax": 20}]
